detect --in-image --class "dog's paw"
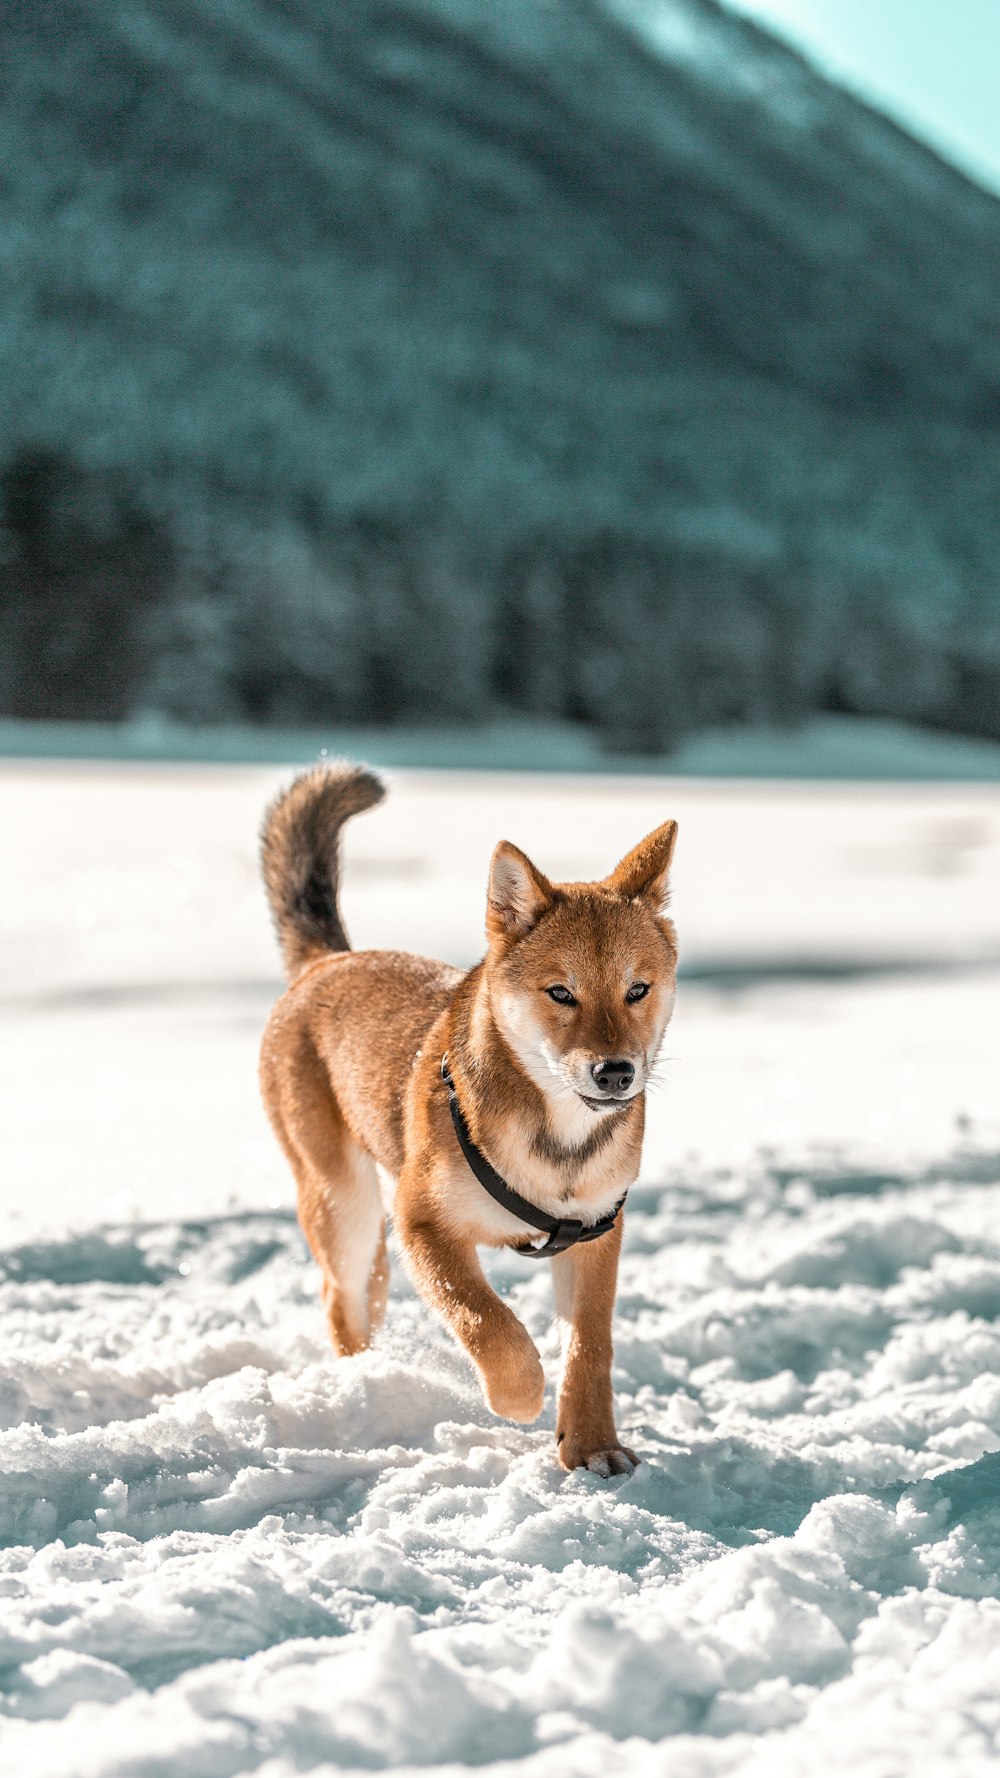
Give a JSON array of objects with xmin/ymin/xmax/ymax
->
[
  {"xmin": 558, "ymin": 1436, "xmax": 638, "ymax": 1476},
  {"xmin": 481, "ymin": 1345, "xmax": 545, "ymax": 1423},
  {"xmin": 586, "ymin": 1446, "xmax": 638, "ymax": 1478}
]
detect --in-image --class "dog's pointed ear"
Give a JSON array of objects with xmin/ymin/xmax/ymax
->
[
  {"xmin": 487, "ymin": 841, "xmax": 553, "ymax": 940},
  {"xmin": 605, "ymin": 821, "xmax": 678, "ymax": 909}
]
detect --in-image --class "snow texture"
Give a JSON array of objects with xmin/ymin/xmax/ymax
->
[{"xmin": 2, "ymin": 762, "xmax": 1000, "ymax": 1777}]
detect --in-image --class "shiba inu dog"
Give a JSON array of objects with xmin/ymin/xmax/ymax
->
[{"xmin": 259, "ymin": 763, "xmax": 678, "ymax": 1475}]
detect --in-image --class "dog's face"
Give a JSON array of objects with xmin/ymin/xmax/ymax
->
[{"xmin": 485, "ymin": 825, "xmax": 678, "ymax": 1114}]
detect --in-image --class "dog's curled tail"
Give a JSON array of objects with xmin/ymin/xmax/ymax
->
[{"xmin": 261, "ymin": 761, "xmax": 385, "ymax": 980}]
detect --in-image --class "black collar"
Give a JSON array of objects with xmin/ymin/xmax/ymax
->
[{"xmin": 441, "ymin": 1055, "xmax": 627, "ymax": 1257}]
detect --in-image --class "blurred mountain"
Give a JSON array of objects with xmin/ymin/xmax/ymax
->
[{"xmin": 1, "ymin": 0, "xmax": 999, "ymax": 745}]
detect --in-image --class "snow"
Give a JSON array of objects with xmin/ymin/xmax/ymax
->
[{"xmin": 2, "ymin": 758, "xmax": 1000, "ymax": 1777}]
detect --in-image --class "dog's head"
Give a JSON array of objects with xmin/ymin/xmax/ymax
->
[{"xmin": 485, "ymin": 824, "xmax": 678, "ymax": 1114}]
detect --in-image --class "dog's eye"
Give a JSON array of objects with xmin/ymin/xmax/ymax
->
[
  {"xmin": 547, "ymin": 984, "xmax": 576, "ymax": 1006},
  {"xmin": 626, "ymin": 982, "xmax": 650, "ymax": 1003}
]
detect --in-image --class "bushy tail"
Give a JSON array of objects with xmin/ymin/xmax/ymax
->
[{"xmin": 260, "ymin": 761, "xmax": 385, "ymax": 980}]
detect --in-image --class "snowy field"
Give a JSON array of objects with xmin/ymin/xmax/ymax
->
[{"xmin": 2, "ymin": 757, "xmax": 1000, "ymax": 1778}]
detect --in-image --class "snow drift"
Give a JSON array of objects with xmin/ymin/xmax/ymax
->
[{"xmin": 4, "ymin": 1140, "xmax": 1000, "ymax": 1777}]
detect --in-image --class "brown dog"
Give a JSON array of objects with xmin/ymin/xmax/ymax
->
[{"xmin": 259, "ymin": 764, "xmax": 678, "ymax": 1475}]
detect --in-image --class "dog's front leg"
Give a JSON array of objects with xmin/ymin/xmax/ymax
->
[
  {"xmin": 395, "ymin": 1190, "xmax": 544, "ymax": 1423},
  {"xmin": 551, "ymin": 1219, "xmax": 636, "ymax": 1475}
]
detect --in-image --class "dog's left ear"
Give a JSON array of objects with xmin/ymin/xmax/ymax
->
[
  {"xmin": 487, "ymin": 841, "xmax": 554, "ymax": 940},
  {"xmin": 605, "ymin": 821, "xmax": 678, "ymax": 909}
]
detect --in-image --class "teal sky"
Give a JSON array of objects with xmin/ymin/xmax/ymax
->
[{"xmin": 721, "ymin": 0, "xmax": 1000, "ymax": 196}]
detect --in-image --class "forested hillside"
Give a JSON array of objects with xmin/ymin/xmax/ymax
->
[{"xmin": 2, "ymin": 0, "xmax": 999, "ymax": 747}]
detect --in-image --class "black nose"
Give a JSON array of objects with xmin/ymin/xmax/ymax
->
[{"xmin": 591, "ymin": 1059, "xmax": 635, "ymax": 1094}]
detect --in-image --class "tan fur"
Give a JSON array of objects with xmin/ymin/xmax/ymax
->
[{"xmin": 259, "ymin": 764, "xmax": 678, "ymax": 1474}]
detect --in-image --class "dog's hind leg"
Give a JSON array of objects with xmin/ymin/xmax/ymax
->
[
  {"xmin": 306, "ymin": 1137, "xmax": 387, "ymax": 1356},
  {"xmin": 261, "ymin": 1036, "xmax": 388, "ymax": 1355}
]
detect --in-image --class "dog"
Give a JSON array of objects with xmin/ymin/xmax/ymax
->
[{"xmin": 259, "ymin": 763, "xmax": 678, "ymax": 1475}]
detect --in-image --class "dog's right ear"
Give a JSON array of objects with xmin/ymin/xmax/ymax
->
[
  {"xmin": 487, "ymin": 841, "xmax": 553, "ymax": 941},
  {"xmin": 604, "ymin": 820, "xmax": 678, "ymax": 910}
]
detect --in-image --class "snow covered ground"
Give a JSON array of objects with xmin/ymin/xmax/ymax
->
[{"xmin": 2, "ymin": 758, "xmax": 1000, "ymax": 1777}]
